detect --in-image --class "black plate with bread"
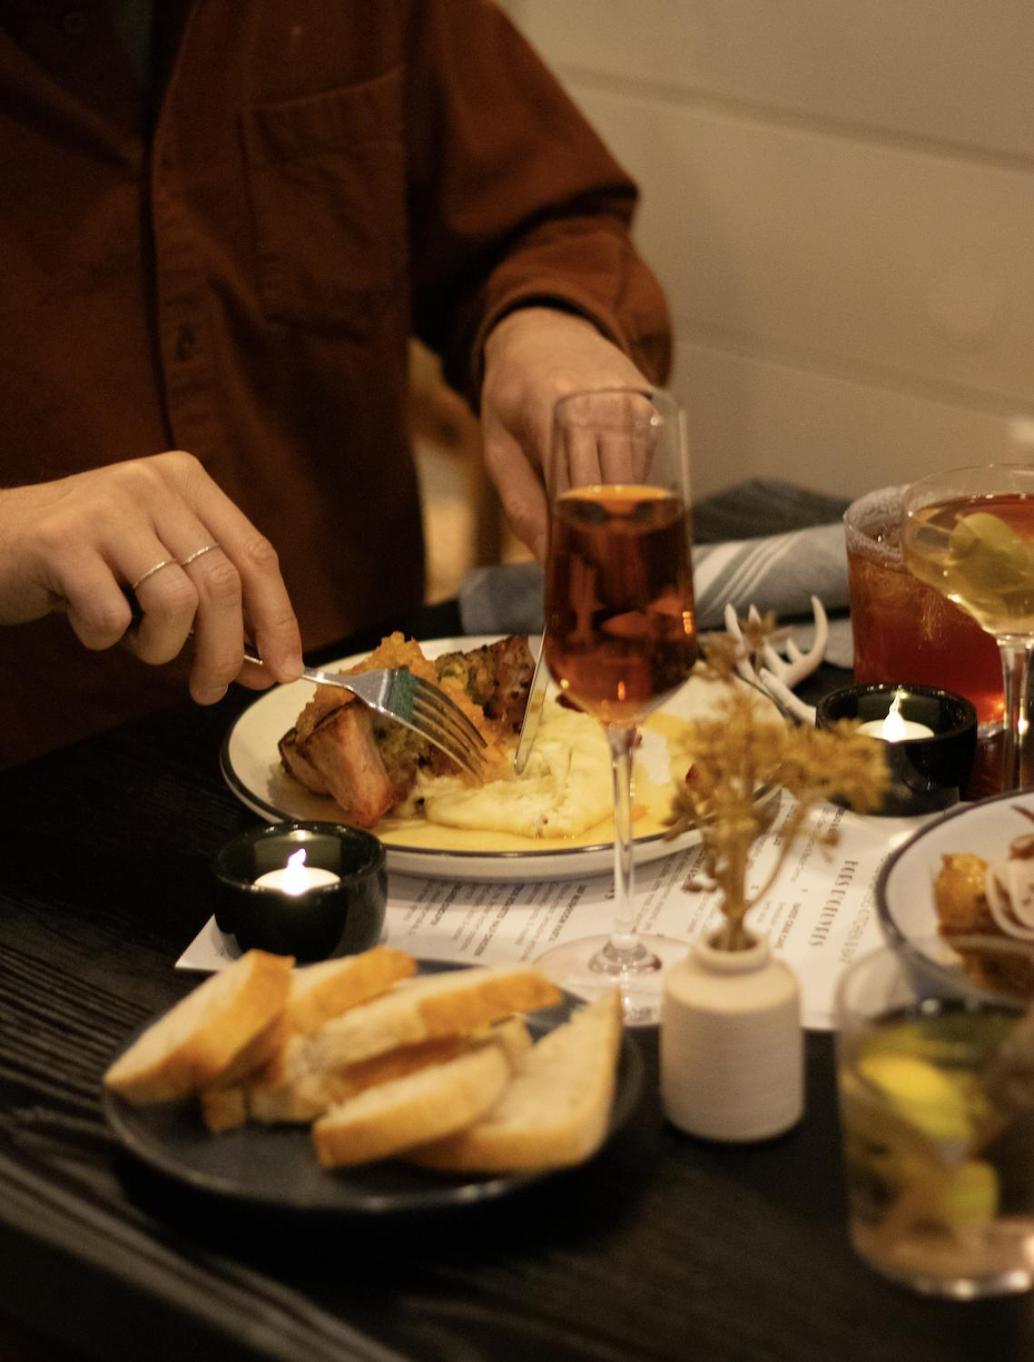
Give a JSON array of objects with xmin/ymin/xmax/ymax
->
[{"xmin": 102, "ymin": 954, "xmax": 644, "ymax": 1217}]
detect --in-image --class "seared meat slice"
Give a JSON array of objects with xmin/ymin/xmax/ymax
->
[
  {"xmin": 293, "ymin": 699, "xmax": 396, "ymax": 828},
  {"xmin": 278, "ymin": 727, "xmax": 330, "ymax": 795},
  {"xmin": 286, "ymin": 638, "xmax": 433, "ymax": 824}
]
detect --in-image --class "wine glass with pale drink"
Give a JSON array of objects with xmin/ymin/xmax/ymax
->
[
  {"xmin": 535, "ymin": 388, "xmax": 698, "ymax": 1025},
  {"xmin": 902, "ymin": 465, "xmax": 1034, "ymax": 792}
]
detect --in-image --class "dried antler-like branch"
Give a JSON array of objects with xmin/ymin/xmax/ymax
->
[{"xmin": 722, "ymin": 596, "xmax": 828, "ymax": 724}]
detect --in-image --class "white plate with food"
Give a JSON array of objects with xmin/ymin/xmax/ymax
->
[
  {"xmin": 221, "ymin": 635, "xmax": 780, "ymax": 881},
  {"xmin": 877, "ymin": 789, "xmax": 1034, "ymax": 998}
]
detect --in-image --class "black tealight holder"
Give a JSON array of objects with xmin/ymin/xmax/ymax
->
[
  {"xmin": 212, "ymin": 822, "xmax": 387, "ymax": 963},
  {"xmin": 815, "ymin": 683, "xmax": 978, "ymax": 817}
]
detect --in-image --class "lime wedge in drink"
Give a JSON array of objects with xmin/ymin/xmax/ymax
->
[
  {"xmin": 949, "ymin": 512, "xmax": 1034, "ymax": 591},
  {"xmin": 858, "ymin": 1052, "xmax": 974, "ymax": 1147}
]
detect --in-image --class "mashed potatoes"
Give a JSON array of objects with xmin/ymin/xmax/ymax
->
[{"xmin": 398, "ymin": 701, "xmax": 612, "ymax": 839}]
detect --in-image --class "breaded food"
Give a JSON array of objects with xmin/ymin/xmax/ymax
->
[
  {"xmin": 280, "ymin": 634, "xmax": 534, "ymax": 827},
  {"xmin": 933, "ymin": 852, "xmax": 1034, "ymax": 998},
  {"xmin": 932, "ymin": 853, "xmax": 997, "ymax": 936}
]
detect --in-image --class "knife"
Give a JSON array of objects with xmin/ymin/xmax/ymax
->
[{"xmin": 513, "ymin": 634, "xmax": 550, "ymax": 775}]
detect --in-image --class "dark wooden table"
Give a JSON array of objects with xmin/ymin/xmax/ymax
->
[
  {"xmin": 2, "ymin": 609, "xmax": 1032, "ymax": 1362},
  {"xmin": 3, "ymin": 511, "xmax": 1033, "ymax": 1360}
]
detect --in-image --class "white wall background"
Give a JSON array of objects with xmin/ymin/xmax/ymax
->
[{"xmin": 502, "ymin": 0, "xmax": 1034, "ymax": 500}]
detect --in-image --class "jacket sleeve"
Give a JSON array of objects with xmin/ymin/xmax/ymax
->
[{"xmin": 400, "ymin": 0, "xmax": 672, "ymax": 404}]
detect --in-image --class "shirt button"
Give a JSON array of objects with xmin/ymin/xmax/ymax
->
[
  {"xmin": 62, "ymin": 11, "xmax": 87, "ymax": 35},
  {"xmin": 174, "ymin": 326, "xmax": 199, "ymax": 362}
]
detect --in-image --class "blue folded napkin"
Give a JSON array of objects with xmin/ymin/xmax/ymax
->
[{"xmin": 460, "ymin": 522, "xmax": 849, "ymax": 646}]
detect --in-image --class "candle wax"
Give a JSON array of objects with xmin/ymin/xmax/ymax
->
[
  {"xmin": 253, "ymin": 857, "xmax": 340, "ymax": 894},
  {"xmin": 857, "ymin": 715, "xmax": 934, "ymax": 742}
]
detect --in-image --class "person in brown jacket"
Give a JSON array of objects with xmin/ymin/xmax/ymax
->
[{"xmin": 0, "ymin": 0, "xmax": 671, "ymax": 766}]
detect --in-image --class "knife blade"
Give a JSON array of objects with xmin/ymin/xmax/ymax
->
[{"xmin": 513, "ymin": 634, "xmax": 550, "ymax": 775}]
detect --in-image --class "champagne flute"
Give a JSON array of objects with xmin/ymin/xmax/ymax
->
[
  {"xmin": 902, "ymin": 464, "xmax": 1034, "ymax": 791},
  {"xmin": 535, "ymin": 388, "xmax": 697, "ymax": 1025}
]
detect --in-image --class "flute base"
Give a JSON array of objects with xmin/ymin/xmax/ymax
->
[{"xmin": 536, "ymin": 932, "xmax": 687, "ymax": 1027}]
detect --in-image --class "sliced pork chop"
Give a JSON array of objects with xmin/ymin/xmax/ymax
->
[
  {"xmin": 278, "ymin": 634, "xmax": 535, "ymax": 826},
  {"xmin": 295, "ymin": 701, "xmax": 395, "ymax": 828}
]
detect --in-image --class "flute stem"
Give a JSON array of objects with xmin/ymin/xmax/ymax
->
[
  {"xmin": 603, "ymin": 723, "xmax": 651, "ymax": 964},
  {"xmin": 997, "ymin": 639, "xmax": 1033, "ymax": 792}
]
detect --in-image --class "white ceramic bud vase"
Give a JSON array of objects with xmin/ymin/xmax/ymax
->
[{"xmin": 660, "ymin": 931, "xmax": 804, "ymax": 1142}]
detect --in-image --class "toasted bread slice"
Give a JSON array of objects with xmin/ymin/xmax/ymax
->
[
  {"xmin": 104, "ymin": 950, "xmax": 294, "ymax": 1106},
  {"xmin": 409, "ymin": 991, "xmax": 623, "ymax": 1172},
  {"xmin": 276, "ymin": 948, "xmax": 417, "ymax": 1057},
  {"xmin": 242, "ymin": 1034, "xmax": 469, "ymax": 1127},
  {"xmin": 305, "ymin": 964, "xmax": 561, "ymax": 1072},
  {"xmin": 215, "ymin": 1013, "xmax": 532, "ymax": 1130},
  {"xmin": 312, "ymin": 1037, "xmax": 514, "ymax": 1168},
  {"xmin": 200, "ymin": 947, "xmax": 417, "ymax": 1131}
]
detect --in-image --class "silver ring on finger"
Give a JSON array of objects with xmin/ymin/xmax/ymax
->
[
  {"xmin": 131, "ymin": 558, "xmax": 178, "ymax": 591},
  {"xmin": 179, "ymin": 542, "xmax": 221, "ymax": 568}
]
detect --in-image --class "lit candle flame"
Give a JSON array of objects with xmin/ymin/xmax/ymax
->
[
  {"xmin": 880, "ymin": 692, "xmax": 910, "ymax": 742},
  {"xmin": 280, "ymin": 848, "xmax": 310, "ymax": 896}
]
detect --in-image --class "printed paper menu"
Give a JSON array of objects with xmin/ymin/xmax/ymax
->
[{"xmin": 179, "ymin": 795, "xmax": 934, "ymax": 1029}]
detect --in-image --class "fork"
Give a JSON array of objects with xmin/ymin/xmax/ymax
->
[{"xmin": 243, "ymin": 648, "xmax": 486, "ymax": 779}]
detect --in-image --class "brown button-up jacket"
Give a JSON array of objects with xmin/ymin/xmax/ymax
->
[{"xmin": 0, "ymin": 0, "xmax": 670, "ymax": 767}]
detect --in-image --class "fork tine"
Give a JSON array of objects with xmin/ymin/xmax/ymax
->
[
  {"xmin": 385, "ymin": 671, "xmax": 484, "ymax": 776},
  {"xmin": 410, "ymin": 697, "xmax": 484, "ymax": 771},
  {"xmin": 408, "ymin": 675, "xmax": 487, "ymax": 750},
  {"xmin": 408, "ymin": 714, "xmax": 483, "ymax": 779},
  {"xmin": 379, "ymin": 712, "xmax": 482, "ymax": 778},
  {"xmin": 276, "ymin": 656, "xmax": 485, "ymax": 778}
]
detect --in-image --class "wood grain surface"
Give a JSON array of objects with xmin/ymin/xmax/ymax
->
[{"xmin": 2, "ymin": 582, "xmax": 1033, "ymax": 1361}]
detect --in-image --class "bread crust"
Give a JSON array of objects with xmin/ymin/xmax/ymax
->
[
  {"xmin": 199, "ymin": 947, "xmax": 418, "ymax": 1130},
  {"xmin": 409, "ymin": 991, "xmax": 622, "ymax": 1172},
  {"xmin": 277, "ymin": 948, "xmax": 417, "ymax": 1061},
  {"xmin": 312, "ymin": 1043, "xmax": 512, "ymax": 1167},
  {"xmin": 306, "ymin": 965, "xmax": 562, "ymax": 1071},
  {"xmin": 245, "ymin": 1034, "xmax": 469, "ymax": 1126},
  {"xmin": 103, "ymin": 950, "xmax": 294, "ymax": 1105}
]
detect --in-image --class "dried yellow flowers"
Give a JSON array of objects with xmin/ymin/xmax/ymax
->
[{"xmin": 665, "ymin": 625, "xmax": 888, "ymax": 951}]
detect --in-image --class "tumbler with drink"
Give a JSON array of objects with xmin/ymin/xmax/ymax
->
[
  {"xmin": 836, "ymin": 939, "xmax": 1034, "ymax": 1297},
  {"xmin": 845, "ymin": 485, "xmax": 1003, "ymax": 727}
]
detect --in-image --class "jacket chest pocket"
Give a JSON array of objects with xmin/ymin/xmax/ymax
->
[{"xmin": 243, "ymin": 69, "xmax": 408, "ymax": 336}]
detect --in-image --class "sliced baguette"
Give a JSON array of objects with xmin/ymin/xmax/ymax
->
[
  {"xmin": 312, "ymin": 1037, "xmax": 513, "ymax": 1168},
  {"xmin": 306, "ymin": 964, "xmax": 561, "ymax": 1072},
  {"xmin": 408, "ymin": 990, "xmax": 623, "ymax": 1172},
  {"xmin": 104, "ymin": 950, "xmax": 294, "ymax": 1106},
  {"xmin": 200, "ymin": 946, "xmax": 417, "ymax": 1131},
  {"xmin": 224, "ymin": 1015, "xmax": 532, "ymax": 1129},
  {"xmin": 244, "ymin": 1034, "xmax": 468, "ymax": 1126},
  {"xmin": 279, "ymin": 947, "xmax": 417, "ymax": 1039}
]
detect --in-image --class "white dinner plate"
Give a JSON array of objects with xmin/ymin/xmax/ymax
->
[
  {"xmin": 876, "ymin": 789, "xmax": 1034, "ymax": 1001},
  {"xmin": 221, "ymin": 636, "xmax": 780, "ymax": 881},
  {"xmin": 878, "ymin": 788, "xmax": 1034, "ymax": 949}
]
